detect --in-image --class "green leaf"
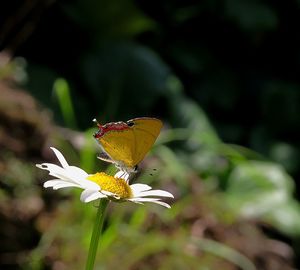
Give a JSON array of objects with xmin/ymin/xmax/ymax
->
[
  {"xmin": 53, "ymin": 78, "xmax": 77, "ymax": 129},
  {"xmin": 226, "ymin": 161, "xmax": 295, "ymax": 218},
  {"xmin": 265, "ymin": 199, "xmax": 300, "ymax": 237}
]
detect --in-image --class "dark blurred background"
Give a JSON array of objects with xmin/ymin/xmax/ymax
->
[
  {"xmin": 1, "ymin": 0, "xmax": 300, "ymax": 269},
  {"xmin": 3, "ymin": 0, "xmax": 300, "ymax": 179}
]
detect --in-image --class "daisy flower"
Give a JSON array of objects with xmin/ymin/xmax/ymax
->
[{"xmin": 36, "ymin": 147, "xmax": 173, "ymax": 208}]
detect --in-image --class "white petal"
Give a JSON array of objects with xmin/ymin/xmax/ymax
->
[
  {"xmin": 64, "ymin": 166, "xmax": 88, "ymax": 180},
  {"xmin": 129, "ymin": 198, "xmax": 171, "ymax": 208},
  {"xmin": 61, "ymin": 167, "xmax": 100, "ymax": 190},
  {"xmin": 37, "ymin": 161, "xmax": 88, "ymax": 182},
  {"xmin": 43, "ymin": 179, "xmax": 61, "ymax": 187},
  {"xmin": 134, "ymin": 189, "xmax": 174, "ymax": 198},
  {"xmin": 147, "ymin": 201, "xmax": 171, "ymax": 208},
  {"xmin": 81, "ymin": 179, "xmax": 101, "ymax": 190},
  {"xmin": 85, "ymin": 192, "xmax": 107, "ymax": 202},
  {"xmin": 129, "ymin": 200, "xmax": 144, "ymax": 205},
  {"xmin": 80, "ymin": 189, "xmax": 95, "ymax": 201},
  {"xmin": 101, "ymin": 190, "xmax": 120, "ymax": 199},
  {"xmin": 129, "ymin": 197, "xmax": 161, "ymax": 202},
  {"xmin": 36, "ymin": 163, "xmax": 65, "ymax": 175},
  {"xmin": 114, "ymin": 171, "xmax": 122, "ymax": 178},
  {"xmin": 37, "ymin": 163, "xmax": 91, "ymax": 187},
  {"xmin": 114, "ymin": 171, "xmax": 130, "ymax": 181},
  {"xmin": 44, "ymin": 179, "xmax": 80, "ymax": 188},
  {"xmin": 37, "ymin": 163, "xmax": 75, "ymax": 182},
  {"xmin": 50, "ymin": 147, "xmax": 69, "ymax": 168},
  {"xmin": 130, "ymin": 183, "xmax": 152, "ymax": 194},
  {"xmin": 53, "ymin": 182, "xmax": 81, "ymax": 190},
  {"xmin": 38, "ymin": 160, "xmax": 100, "ymax": 191},
  {"xmin": 80, "ymin": 189, "xmax": 106, "ymax": 203}
]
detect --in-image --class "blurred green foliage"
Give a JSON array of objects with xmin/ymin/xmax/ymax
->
[
  {"xmin": 18, "ymin": 0, "xmax": 300, "ymax": 180},
  {"xmin": 23, "ymin": 77, "xmax": 300, "ymax": 268},
  {"xmin": 1, "ymin": 0, "xmax": 300, "ymax": 269}
]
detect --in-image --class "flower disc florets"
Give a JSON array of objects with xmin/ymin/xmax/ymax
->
[{"xmin": 87, "ymin": 172, "xmax": 132, "ymax": 199}]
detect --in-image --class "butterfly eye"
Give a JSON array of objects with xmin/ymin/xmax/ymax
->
[
  {"xmin": 127, "ymin": 121, "xmax": 135, "ymax": 127},
  {"xmin": 94, "ymin": 129, "xmax": 104, "ymax": 138},
  {"xmin": 93, "ymin": 131, "xmax": 100, "ymax": 138}
]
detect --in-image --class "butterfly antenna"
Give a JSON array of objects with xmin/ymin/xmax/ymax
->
[{"xmin": 93, "ymin": 118, "xmax": 102, "ymax": 128}]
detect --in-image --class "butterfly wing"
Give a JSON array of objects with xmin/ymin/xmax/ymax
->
[
  {"xmin": 128, "ymin": 118, "xmax": 163, "ymax": 166},
  {"xmin": 98, "ymin": 127, "xmax": 136, "ymax": 168},
  {"xmin": 97, "ymin": 151, "xmax": 114, "ymax": 163}
]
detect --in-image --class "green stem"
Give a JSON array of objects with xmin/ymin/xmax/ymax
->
[{"xmin": 85, "ymin": 199, "xmax": 109, "ymax": 270}]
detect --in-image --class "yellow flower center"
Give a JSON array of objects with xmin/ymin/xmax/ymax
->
[{"xmin": 86, "ymin": 172, "xmax": 132, "ymax": 199}]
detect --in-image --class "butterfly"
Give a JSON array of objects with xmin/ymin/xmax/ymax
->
[{"xmin": 93, "ymin": 117, "xmax": 163, "ymax": 173}]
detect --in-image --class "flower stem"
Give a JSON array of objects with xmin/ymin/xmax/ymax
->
[{"xmin": 85, "ymin": 199, "xmax": 109, "ymax": 270}]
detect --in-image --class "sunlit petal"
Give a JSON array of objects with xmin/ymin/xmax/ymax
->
[
  {"xmin": 114, "ymin": 170, "xmax": 130, "ymax": 181},
  {"xmin": 101, "ymin": 190, "xmax": 120, "ymax": 199},
  {"xmin": 130, "ymin": 183, "xmax": 152, "ymax": 193},
  {"xmin": 134, "ymin": 189, "xmax": 174, "ymax": 198},
  {"xmin": 44, "ymin": 180, "xmax": 80, "ymax": 189},
  {"xmin": 64, "ymin": 166, "xmax": 89, "ymax": 180},
  {"xmin": 129, "ymin": 198, "xmax": 171, "ymax": 208},
  {"xmin": 50, "ymin": 147, "xmax": 69, "ymax": 168},
  {"xmin": 37, "ymin": 163, "xmax": 81, "ymax": 184},
  {"xmin": 80, "ymin": 189, "xmax": 107, "ymax": 203},
  {"xmin": 53, "ymin": 182, "xmax": 81, "ymax": 190}
]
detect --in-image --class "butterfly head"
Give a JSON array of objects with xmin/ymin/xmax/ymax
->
[
  {"xmin": 93, "ymin": 118, "xmax": 105, "ymax": 138},
  {"xmin": 93, "ymin": 118, "xmax": 130, "ymax": 139}
]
